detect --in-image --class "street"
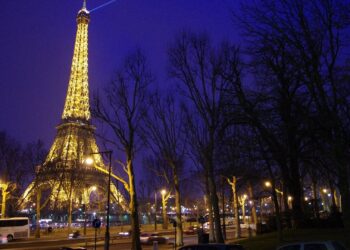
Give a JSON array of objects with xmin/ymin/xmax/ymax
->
[
  {"xmin": 0, "ymin": 234, "xmax": 197, "ymax": 250},
  {"xmin": 0, "ymin": 226, "xmax": 249, "ymax": 250}
]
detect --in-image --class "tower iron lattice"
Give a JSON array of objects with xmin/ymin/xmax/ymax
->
[{"xmin": 20, "ymin": 2, "xmax": 127, "ymax": 214}]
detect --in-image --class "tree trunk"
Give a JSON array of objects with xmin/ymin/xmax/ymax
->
[
  {"xmin": 221, "ymin": 178, "xmax": 226, "ymax": 240},
  {"xmin": 207, "ymin": 162, "xmax": 224, "ymax": 243},
  {"xmin": 154, "ymin": 191, "xmax": 157, "ymax": 231},
  {"xmin": 232, "ymin": 177, "xmax": 241, "ymax": 238},
  {"xmin": 271, "ymin": 181, "xmax": 283, "ymax": 242},
  {"xmin": 127, "ymin": 158, "xmax": 142, "ymax": 250},
  {"xmin": 333, "ymin": 190, "xmax": 339, "ymax": 208},
  {"xmin": 68, "ymin": 197, "xmax": 73, "ymax": 233},
  {"xmin": 282, "ymin": 179, "xmax": 291, "ymax": 228},
  {"xmin": 312, "ymin": 180, "xmax": 320, "ymax": 219},
  {"xmin": 173, "ymin": 168, "xmax": 183, "ymax": 246},
  {"xmin": 248, "ymin": 183, "xmax": 257, "ymax": 225},
  {"xmin": 35, "ymin": 188, "xmax": 41, "ymax": 238},
  {"xmin": 241, "ymin": 198, "xmax": 246, "ymax": 225},
  {"xmin": 289, "ymin": 159, "xmax": 304, "ymax": 228},
  {"xmin": 1, "ymin": 184, "xmax": 8, "ymax": 218},
  {"xmin": 205, "ymin": 172, "xmax": 215, "ymax": 241},
  {"xmin": 162, "ymin": 196, "xmax": 168, "ymax": 230},
  {"xmin": 338, "ymin": 170, "xmax": 350, "ymax": 239},
  {"xmin": 207, "ymin": 191, "xmax": 215, "ymax": 241},
  {"xmin": 328, "ymin": 179, "xmax": 338, "ymax": 213}
]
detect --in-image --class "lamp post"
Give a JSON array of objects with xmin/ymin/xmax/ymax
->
[{"xmin": 85, "ymin": 150, "xmax": 112, "ymax": 250}]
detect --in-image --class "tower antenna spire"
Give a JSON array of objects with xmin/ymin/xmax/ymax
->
[{"xmin": 83, "ymin": 0, "xmax": 87, "ymax": 10}]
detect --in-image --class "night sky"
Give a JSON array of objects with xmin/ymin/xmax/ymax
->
[{"xmin": 0, "ymin": 0, "xmax": 239, "ymax": 148}]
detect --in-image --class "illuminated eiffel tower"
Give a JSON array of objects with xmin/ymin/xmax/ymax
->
[{"xmin": 21, "ymin": 1, "xmax": 127, "ymax": 213}]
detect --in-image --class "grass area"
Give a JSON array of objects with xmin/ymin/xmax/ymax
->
[{"xmin": 230, "ymin": 228, "xmax": 350, "ymax": 250}]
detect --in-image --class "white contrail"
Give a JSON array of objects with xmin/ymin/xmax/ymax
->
[{"xmin": 90, "ymin": 0, "xmax": 117, "ymax": 13}]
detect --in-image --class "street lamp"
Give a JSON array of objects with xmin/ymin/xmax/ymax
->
[
  {"xmin": 85, "ymin": 150, "xmax": 112, "ymax": 250},
  {"xmin": 287, "ymin": 196, "xmax": 293, "ymax": 209},
  {"xmin": 265, "ymin": 181, "xmax": 272, "ymax": 188}
]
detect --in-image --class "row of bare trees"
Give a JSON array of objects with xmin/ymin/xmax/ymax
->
[
  {"xmin": 91, "ymin": 1, "xmax": 350, "ymax": 248},
  {"xmin": 0, "ymin": 132, "xmax": 46, "ymax": 218}
]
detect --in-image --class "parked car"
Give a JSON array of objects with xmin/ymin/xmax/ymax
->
[
  {"xmin": 140, "ymin": 232, "xmax": 168, "ymax": 244},
  {"xmin": 277, "ymin": 241, "xmax": 347, "ymax": 250},
  {"xmin": 179, "ymin": 244, "xmax": 245, "ymax": 250}
]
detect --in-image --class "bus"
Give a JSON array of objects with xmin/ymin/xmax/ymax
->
[{"xmin": 0, "ymin": 217, "xmax": 30, "ymax": 242}]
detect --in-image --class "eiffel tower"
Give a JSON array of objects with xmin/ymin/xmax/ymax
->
[{"xmin": 21, "ymin": 1, "xmax": 127, "ymax": 214}]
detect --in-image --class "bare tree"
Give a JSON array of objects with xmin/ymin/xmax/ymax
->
[
  {"xmin": 218, "ymin": 125, "xmax": 264, "ymax": 239},
  {"xmin": 144, "ymin": 93, "xmax": 186, "ymax": 246},
  {"xmin": 92, "ymin": 49, "xmax": 152, "ymax": 250},
  {"xmin": 227, "ymin": 176, "xmax": 241, "ymax": 238},
  {"xmin": 168, "ymin": 32, "xmax": 231, "ymax": 243},
  {"xmin": 143, "ymin": 155, "xmax": 173, "ymax": 231},
  {"xmin": 233, "ymin": 0, "xmax": 350, "ymax": 233},
  {"xmin": 22, "ymin": 140, "xmax": 47, "ymax": 237},
  {"xmin": 0, "ymin": 132, "xmax": 28, "ymax": 217}
]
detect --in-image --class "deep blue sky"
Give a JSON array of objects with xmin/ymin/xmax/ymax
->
[{"xmin": 0, "ymin": 0, "xmax": 239, "ymax": 148}]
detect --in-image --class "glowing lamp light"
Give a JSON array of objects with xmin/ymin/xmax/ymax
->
[
  {"xmin": 161, "ymin": 189, "xmax": 166, "ymax": 196},
  {"xmin": 265, "ymin": 181, "xmax": 272, "ymax": 188},
  {"xmin": 288, "ymin": 196, "xmax": 293, "ymax": 201},
  {"xmin": 91, "ymin": 186, "xmax": 97, "ymax": 191},
  {"xmin": 84, "ymin": 157, "xmax": 94, "ymax": 165},
  {"xmin": 322, "ymin": 188, "xmax": 327, "ymax": 194}
]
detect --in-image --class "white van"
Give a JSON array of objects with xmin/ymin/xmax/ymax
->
[{"xmin": 0, "ymin": 217, "xmax": 30, "ymax": 242}]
